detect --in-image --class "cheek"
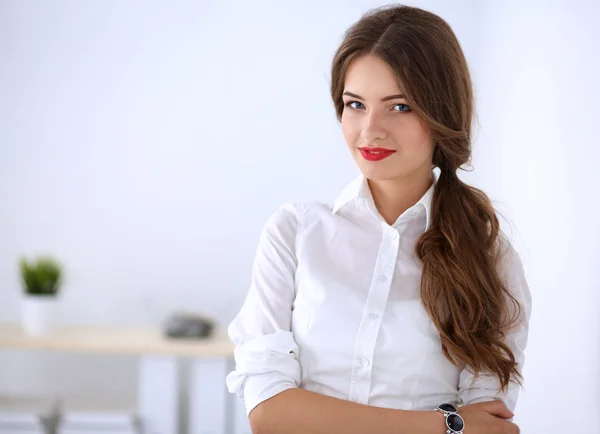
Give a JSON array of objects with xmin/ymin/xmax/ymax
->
[
  {"xmin": 390, "ymin": 118, "xmax": 432, "ymax": 152},
  {"xmin": 340, "ymin": 113, "xmax": 358, "ymax": 145}
]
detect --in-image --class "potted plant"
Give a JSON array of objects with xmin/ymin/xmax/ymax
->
[{"xmin": 19, "ymin": 256, "xmax": 63, "ymax": 336}]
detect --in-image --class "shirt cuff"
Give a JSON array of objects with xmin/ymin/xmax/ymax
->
[
  {"xmin": 242, "ymin": 372, "xmax": 298, "ymax": 416},
  {"xmin": 225, "ymin": 331, "xmax": 301, "ymax": 415},
  {"xmin": 459, "ymin": 373, "xmax": 519, "ymax": 412}
]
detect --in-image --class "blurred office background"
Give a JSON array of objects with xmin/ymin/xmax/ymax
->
[{"xmin": 1, "ymin": 0, "xmax": 598, "ymax": 433}]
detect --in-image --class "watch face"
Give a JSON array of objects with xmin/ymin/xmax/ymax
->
[
  {"xmin": 447, "ymin": 414, "xmax": 465, "ymax": 432},
  {"xmin": 438, "ymin": 403, "xmax": 458, "ymax": 413}
]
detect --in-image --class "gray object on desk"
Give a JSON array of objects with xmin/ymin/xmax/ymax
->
[{"xmin": 162, "ymin": 313, "xmax": 214, "ymax": 339}]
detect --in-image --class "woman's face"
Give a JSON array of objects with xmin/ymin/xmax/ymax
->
[{"xmin": 341, "ymin": 54, "xmax": 434, "ymax": 182}]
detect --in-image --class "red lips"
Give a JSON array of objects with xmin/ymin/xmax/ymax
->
[{"xmin": 359, "ymin": 147, "xmax": 396, "ymax": 162}]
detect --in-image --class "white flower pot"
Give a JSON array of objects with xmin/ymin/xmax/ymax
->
[{"xmin": 21, "ymin": 295, "xmax": 59, "ymax": 336}]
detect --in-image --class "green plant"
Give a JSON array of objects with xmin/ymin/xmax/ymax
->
[{"xmin": 19, "ymin": 256, "xmax": 62, "ymax": 296}]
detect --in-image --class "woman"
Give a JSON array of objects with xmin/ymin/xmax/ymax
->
[{"xmin": 226, "ymin": 5, "xmax": 531, "ymax": 434}]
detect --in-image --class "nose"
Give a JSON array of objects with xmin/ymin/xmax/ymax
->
[{"xmin": 360, "ymin": 111, "xmax": 387, "ymax": 143}]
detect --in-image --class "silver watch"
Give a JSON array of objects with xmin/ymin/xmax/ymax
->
[{"xmin": 435, "ymin": 403, "xmax": 465, "ymax": 434}]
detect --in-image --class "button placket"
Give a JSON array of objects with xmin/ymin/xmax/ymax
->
[{"xmin": 348, "ymin": 226, "xmax": 400, "ymax": 405}]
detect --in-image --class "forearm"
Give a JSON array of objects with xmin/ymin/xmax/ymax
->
[{"xmin": 249, "ymin": 388, "xmax": 445, "ymax": 434}]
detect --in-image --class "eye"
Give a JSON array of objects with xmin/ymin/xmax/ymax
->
[
  {"xmin": 345, "ymin": 101, "xmax": 365, "ymax": 110},
  {"xmin": 393, "ymin": 103, "xmax": 411, "ymax": 112}
]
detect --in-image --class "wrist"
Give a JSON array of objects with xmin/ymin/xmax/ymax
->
[
  {"xmin": 435, "ymin": 403, "xmax": 465, "ymax": 434},
  {"xmin": 430, "ymin": 410, "xmax": 451, "ymax": 434},
  {"xmin": 402, "ymin": 410, "xmax": 446, "ymax": 434}
]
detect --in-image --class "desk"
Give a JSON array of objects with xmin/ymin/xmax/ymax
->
[{"xmin": 0, "ymin": 323, "xmax": 237, "ymax": 434}]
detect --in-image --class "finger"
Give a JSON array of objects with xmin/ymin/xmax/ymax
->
[{"xmin": 482, "ymin": 400, "xmax": 514, "ymax": 419}]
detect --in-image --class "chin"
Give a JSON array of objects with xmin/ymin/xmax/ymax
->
[{"xmin": 357, "ymin": 163, "xmax": 402, "ymax": 182}]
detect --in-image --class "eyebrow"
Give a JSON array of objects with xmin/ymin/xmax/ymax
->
[{"xmin": 342, "ymin": 91, "xmax": 406, "ymax": 102}]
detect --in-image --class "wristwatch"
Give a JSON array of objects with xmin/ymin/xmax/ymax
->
[{"xmin": 435, "ymin": 403, "xmax": 465, "ymax": 434}]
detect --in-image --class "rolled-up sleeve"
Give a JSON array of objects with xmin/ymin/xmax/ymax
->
[
  {"xmin": 225, "ymin": 203, "xmax": 302, "ymax": 416},
  {"xmin": 458, "ymin": 239, "xmax": 532, "ymax": 412}
]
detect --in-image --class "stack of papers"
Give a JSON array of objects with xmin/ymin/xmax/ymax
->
[
  {"xmin": 57, "ymin": 395, "xmax": 140, "ymax": 434},
  {"xmin": 0, "ymin": 395, "xmax": 59, "ymax": 434}
]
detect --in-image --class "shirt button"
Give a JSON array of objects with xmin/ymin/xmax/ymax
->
[
  {"xmin": 369, "ymin": 313, "xmax": 378, "ymax": 319},
  {"xmin": 362, "ymin": 359, "xmax": 371, "ymax": 367},
  {"xmin": 379, "ymin": 275, "xmax": 388, "ymax": 282}
]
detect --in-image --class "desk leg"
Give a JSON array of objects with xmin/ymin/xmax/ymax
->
[
  {"xmin": 232, "ymin": 393, "xmax": 251, "ymax": 434},
  {"xmin": 138, "ymin": 356, "xmax": 179, "ymax": 434},
  {"xmin": 188, "ymin": 357, "xmax": 229, "ymax": 434}
]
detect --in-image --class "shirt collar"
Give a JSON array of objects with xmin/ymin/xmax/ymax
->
[{"xmin": 332, "ymin": 173, "xmax": 436, "ymax": 230}]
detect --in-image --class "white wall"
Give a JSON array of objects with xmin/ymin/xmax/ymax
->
[
  {"xmin": 0, "ymin": 1, "xmax": 597, "ymax": 433},
  {"xmin": 473, "ymin": 1, "xmax": 600, "ymax": 432}
]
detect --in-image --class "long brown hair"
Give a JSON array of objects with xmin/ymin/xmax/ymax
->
[{"xmin": 330, "ymin": 5, "xmax": 522, "ymax": 390}]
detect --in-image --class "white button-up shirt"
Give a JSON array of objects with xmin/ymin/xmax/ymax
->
[{"xmin": 226, "ymin": 174, "xmax": 532, "ymax": 416}]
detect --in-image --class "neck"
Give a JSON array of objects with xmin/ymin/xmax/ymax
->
[{"xmin": 368, "ymin": 171, "xmax": 433, "ymax": 226}]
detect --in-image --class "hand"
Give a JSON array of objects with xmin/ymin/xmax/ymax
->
[{"xmin": 459, "ymin": 400, "xmax": 520, "ymax": 434}]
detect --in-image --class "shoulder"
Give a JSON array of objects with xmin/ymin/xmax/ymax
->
[
  {"xmin": 263, "ymin": 201, "xmax": 334, "ymax": 231},
  {"xmin": 496, "ymin": 234, "xmax": 532, "ymax": 313},
  {"xmin": 496, "ymin": 234, "xmax": 525, "ymax": 277},
  {"xmin": 261, "ymin": 201, "xmax": 332, "ymax": 250}
]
